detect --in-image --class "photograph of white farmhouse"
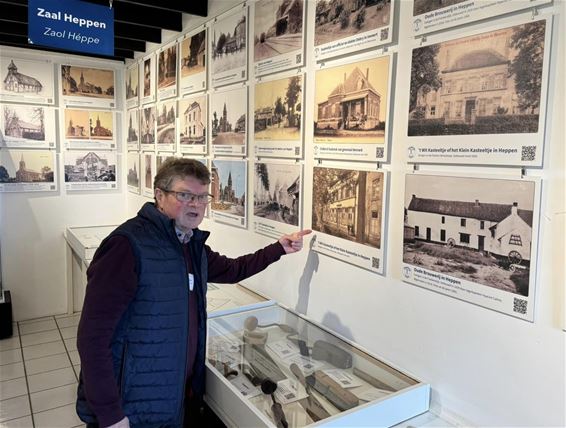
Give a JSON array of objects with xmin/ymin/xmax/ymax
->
[{"xmin": 403, "ymin": 174, "xmax": 536, "ymax": 296}]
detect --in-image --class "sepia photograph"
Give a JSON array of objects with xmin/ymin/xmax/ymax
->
[
  {"xmin": 179, "ymin": 95, "xmax": 207, "ymax": 147},
  {"xmin": 64, "ymin": 151, "xmax": 116, "ymax": 183},
  {"xmin": 141, "ymin": 55, "xmax": 155, "ymax": 101},
  {"xmin": 61, "ymin": 65, "xmax": 114, "ymax": 99},
  {"xmin": 126, "ymin": 109, "xmax": 139, "ymax": 148},
  {"xmin": 255, "ymin": 75, "xmax": 302, "ymax": 141},
  {"xmin": 314, "ymin": 56, "xmax": 390, "ymax": 143},
  {"xmin": 413, "ymin": 0, "xmax": 466, "ymax": 15},
  {"xmin": 88, "ymin": 111, "xmax": 113, "ymax": 140},
  {"xmin": 65, "ymin": 109, "xmax": 90, "ymax": 140},
  {"xmin": 314, "ymin": 0, "xmax": 391, "ymax": 47},
  {"xmin": 142, "ymin": 152, "xmax": 155, "ymax": 197},
  {"xmin": 126, "ymin": 63, "xmax": 139, "ymax": 106},
  {"xmin": 1, "ymin": 104, "xmax": 52, "ymax": 148},
  {"xmin": 312, "ymin": 166, "xmax": 384, "ymax": 248},
  {"xmin": 181, "ymin": 29, "xmax": 206, "ymax": 79},
  {"xmin": 403, "ymin": 174, "xmax": 537, "ymax": 296},
  {"xmin": 254, "ymin": 0, "xmax": 304, "ymax": 62},
  {"xmin": 127, "ymin": 152, "xmax": 140, "ymax": 191},
  {"xmin": 254, "ymin": 162, "xmax": 300, "ymax": 226},
  {"xmin": 211, "ymin": 8, "xmax": 247, "ymax": 81},
  {"xmin": 1, "ymin": 56, "xmax": 55, "ymax": 104},
  {"xmin": 0, "ymin": 150, "xmax": 55, "ymax": 184},
  {"xmin": 156, "ymin": 100, "xmax": 177, "ymax": 146},
  {"xmin": 211, "ymin": 87, "xmax": 246, "ymax": 146},
  {"xmin": 158, "ymin": 43, "xmax": 177, "ymax": 90},
  {"xmin": 408, "ymin": 20, "xmax": 547, "ymax": 136},
  {"xmin": 140, "ymin": 106, "xmax": 156, "ymax": 145},
  {"xmin": 211, "ymin": 159, "xmax": 246, "ymax": 217}
]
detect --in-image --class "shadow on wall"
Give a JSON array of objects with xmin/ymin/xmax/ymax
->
[
  {"xmin": 295, "ymin": 235, "xmax": 319, "ymax": 315},
  {"xmin": 321, "ymin": 312, "xmax": 354, "ymax": 342}
]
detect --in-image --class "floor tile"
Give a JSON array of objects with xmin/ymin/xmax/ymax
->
[
  {"xmin": 19, "ymin": 319, "xmax": 57, "ymax": 336},
  {"xmin": 30, "ymin": 383, "xmax": 77, "ymax": 413},
  {"xmin": 23, "ymin": 341, "xmax": 65, "ymax": 361},
  {"xmin": 0, "ymin": 337, "xmax": 20, "ymax": 352},
  {"xmin": 0, "ymin": 415, "xmax": 33, "ymax": 428},
  {"xmin": 0, "ymin": 378, "xmax": 28, "ymax": 401},
  {"xmin": 68, "ymin": 351, "xmax": 80, "ymax": 366},
  {"xmin": 0, "ymin": 395, "xmax": 30, "ymax": 423},
  {"xmin": 11, "ymin": 323, "xmax": 18, "ymax": 336},
  {"xmin": 20, "ymin": 330, "xmax": 61, "ymax": 348},
  {"xmin": 59, "ymin": 326, "xmax": 77, "ymax": 340},
  {"xmin": 0, "ymin": 349, "xmax": 22, "ymax": 366},
  {"xmin": 19, "ymin": 316, "xmax": 53, "ymax": 325},
  {"xmin": 0, "ymin": 363, "xmax": 25, "ymax": 382},
  {"xmin": 56, "ymin": 315, "xmax": 81, "ymax": 329},
  {"xmin": 55, "ymin": 312, "xmax": 80, "ymax": 319},
  {"xmin": 28, "ymin": 367, "xmax": 77, "ymax": 394},
  {"xmin": 34, "ymin": 403, "xmax": 83, "ymax": 428},
  {"xmin": 25, "ymin": 354, "xmax": 71, "ymax": 376},
  {"xmin": 64, "ymin": 338, "xmax": 77, "ymax": 352}
]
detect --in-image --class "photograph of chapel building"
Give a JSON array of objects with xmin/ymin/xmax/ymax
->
[
  {"xmin": 312, "ymin": 167, "xmax": 383, "ymax": 248},
  {"xmin": 2, "ymin": 105, "xmax": 45, "ymax": 142},
  {"xmin": 211, "ymin": 10, "xmax": 247, "ymax": 74},
  {"xmin": 61, "ymin": 65, "xmax": 114, "ymax": 99},
  {"xmin": 179, "ymin": 96, "xmax": 206, "ymax": 146},
  {"xmin": 408, "ymin": 20, "xmax": 546, "ymax": 135},
  {"xmin": 158, "ymin": 45, "xmax": 177, "ymax": 90},
  {"xmin": 0, "ymin": 151, "xmax": 54, "ymax": 183},
  {"xmin": 314, "ymin": 0, "xmax": 391, "ymax": 47},
  {"xmin": 2, "ymin": 59, "xmax": 44, "ymax": 94},
  {"xmin": 211, "ymin": 88, "xmax": 246, "ymax": 146},
  {"xmin": 314, "ymin": 56, "xmax": 389, "ymax": 143},
  {"xmin": 127, "ymin": 153, "xmax": 139, "ymax": 188},
  {"xmin": 127, "ymin": 109, "xmax": 139, "ymax": 144},
  {"xmin": 254, "ymin": 0, "xmax": 304, "ymax": 62},
  {"xmin": 254, "ymin": 162, "xmax": 300, "ymax": 226},
  {"xmin": 65, "ymin": 109, "xmax": 113, "ymax": 141},
  {"xmin": 403, "ymin": 175, "xmax": 535, "ymax": 296},
  {"xmin": 64, "ymin": 151, "xmax": 116, "ymax": 182},
  {"xmin": 181, "ymin": 30, "xmax": 206, "ymax": 78},
  {"xmin": 210, "ymin": 160, "xmax": 246, "ymax": 217},
  {"xmin": 126, "ymin": 65, "xmax": 138, "ymax": 101}
]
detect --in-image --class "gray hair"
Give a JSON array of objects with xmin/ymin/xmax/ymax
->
[{"xmin": 154, "ymin": 158, "xmax": 210, "ymax": 192}]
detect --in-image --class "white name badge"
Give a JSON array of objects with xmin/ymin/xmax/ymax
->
[{"xmin": 188, "ymin": 273, "xmax": 194, "ymax": 291}]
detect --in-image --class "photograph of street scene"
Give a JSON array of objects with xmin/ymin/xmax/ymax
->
[
  {"xmin": 61, "ymin": 65, "xmax": 114, "ymax": 99},
  {"xmin": 211, "ymin": 10, "xmax": 247, "ymax": 75},
  {"xmin": 211, "ymin": 159, "xmax": 246, "ymax": 217},
  {"xmin": 254, "ymin": 162, "xmax": 300, "ymax": 226},
  {"xmin": 211, "ymin": 88, "xmax": 246, "ymax": 146}
]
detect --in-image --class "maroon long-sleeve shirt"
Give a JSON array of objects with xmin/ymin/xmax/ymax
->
[{"xmin": 77, "ymin": 235, "xmax": 285, "ymax": 427}]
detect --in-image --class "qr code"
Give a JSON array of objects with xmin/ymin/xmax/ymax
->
[
  {"xmin": 285, "ymin": 393, "xmax": 295, "ymax": 399},
  {"xmin": 380, "ymin": 28, "xmax": 389, "ymax": 41},
  {"xmin": 513, "ymin": 297, "xmax": 528, "ymax": 315},
  {"xmin": 372, "ymin": 257, "xmax": 380, "ymax": 269},
  {"xmin": 295, "ymin": 146, "xmax": 300, "ymax": 156},
  {"xmin": 521, "ymin": 146, "xmax": 536, "ymax": 161},
  {"xmin": 296, "ymin": 53, "xmax": 302, "ymax": 64},
  {"xmin": 376, "ymin": 147, "xmax": 384, "ymax": 158}
]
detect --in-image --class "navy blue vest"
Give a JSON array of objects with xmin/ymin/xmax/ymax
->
[{"xmin": 77, "ymin": 203, "xmax": 209, "ymax": 427}]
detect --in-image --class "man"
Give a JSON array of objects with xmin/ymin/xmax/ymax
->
[{"xmin": 76, "ymin": 158, "xmax": 310, "ymax": 427}]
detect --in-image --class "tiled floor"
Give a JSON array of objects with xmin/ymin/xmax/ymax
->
[{"xmin": 0, "ymin": 314, "xmax": 84, "ymax": 428}]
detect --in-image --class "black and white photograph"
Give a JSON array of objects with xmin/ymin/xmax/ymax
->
[
  {"xmin": 0, "ymin": 149, "xmax": 56, "ymax": 192},
  {"xmin": 127, "ymin": 152, "xmax": 140, "ymax": 194},
  {"xmin": 141, "ymin": 152, "xmax": 155, "ymax": 198},
  {"xmin": 254, "ymin": 73, "xmax": 303, "ymax": 158},
  {"xmin": 63, "ymin": 109, "xmax": 115, "ymax": 149},
  {"xmin": 157, "ymin": 42, "xmax": 178, "ymax": 100},
  {"xmin": 126, "ymin": 109, "xmax": 139, "ymax": 151},
  {"xmin": 140, "ymin": 54, "xmax": 156, "ymax": 104},
  {"xmin": 407, "ymin": 17, "xmax": 551, "ymax": 166},
  {"xmin": 311, "ymin": 165, "xmax": 387, "ymax": 273},
  {"xmin": 253, "ymin": 161, "xmax": 301, "ymax": 239},
  {"xmin": 412, "ymin": 0, "xmax": 551, "ymax": 36},
  {"xmin": 126, "ymin": 63, "xmax": 139, "ymax": 109},
  {"xmin": 179, "ymin": 95, "xmax": 207, "ymax": 155},
  {"xmin": 314, "ymin": 0, "xmax": 392, "ymax": 60},
  {"xmin": 402, "ymin": 173, "xmax": 540, "ymax": 321},
  {"xmin": 314, "ymin": 54, "xmax": 391, "ymax": 161},
  {"xmin": 180, "ymin": 29, "xmax": 207, "ymax": 94},
  {"xmin": 210, "ymin": 159, "xmax": 247, "ymax": 228},
  {"xmin": 140, "ymin": 106, "xmax": 156, "ymax": 151},
  {"xmin": 156, "ymin": 100, "xmax": 177, "ymax": 152},
  {"xmin": 64, "ymin": 150, "xmax": 117, "ymax": 190},
  {"xmin": 211, "ymin": 86, "xmax": 247, "ymax": 156},
  {"xmin": 1, "ymin": 104, "xmax": 55, "ymax": 149},
  {"xmin": 253, "ymin": 0, "xmax": 305, "ymax": 76},
  {"xmin": 60, "ymin": 65, "xmax": 116, "ymax": 109},
  {"xmin": 211, "ymin": 7, "xmax": 248, "ymax": 87},
  {"xmin": 0, "ymin": 56, "xmax": 55, "ymax": 105}
]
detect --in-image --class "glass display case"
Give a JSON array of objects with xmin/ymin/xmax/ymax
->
[{"xmin": 206, "ymin": 302, "xmax": 430, "ymax": 427}]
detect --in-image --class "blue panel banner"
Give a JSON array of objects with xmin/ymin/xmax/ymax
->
[{"xmin": 28, "ymin": 0, "xmax": 114, "ymax": 56}]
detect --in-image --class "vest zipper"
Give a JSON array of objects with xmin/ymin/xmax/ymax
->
[{"xmin": 119, "ymin": 341, "xmax": 128, "ymax": 396}]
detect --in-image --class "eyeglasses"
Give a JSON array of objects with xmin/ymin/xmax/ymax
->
[{"xmin": 160, "ymin": 189, "xmax": 213, "ymax": 204}]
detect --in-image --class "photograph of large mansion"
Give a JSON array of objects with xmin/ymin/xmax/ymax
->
[
  {"xmin": 180, "ymin": 97, "xmax": 206, "ymax": 145},
  {"xmin": 409, "ymin": 20, "xmax": 546, "ymax": 135},
  {"xmin": 3, "ymin": 60, "xmax": 43, "ymax": 94},
  {"xmin": 403, "ymin": 175, "xmax": 535, "ymax": 296}
]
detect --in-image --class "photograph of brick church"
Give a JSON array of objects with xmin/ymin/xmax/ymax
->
[
  {"xmin": 254, "ymin": 0, "xmax": 304, "ymax": 62},
  {"xmin": 211, "ymin": 9, "xmax": 247, "ymax": 75},
  {"xmin": 65, "ymin": 109, "xmax": 113, "ymax": 141},
  {"xmin": 314, "ymin": 56, "xmax": 389, "ymax": 143},
  {"xmin": 61, "ymin": 65, "xmax": 114, "ymax": 99},
  {"xmin": 211, "ymin": 87, "xmax": 246, "ymax": 146},
  {"xmin": 2, "ymin": 105, "xmax": 46, "ymax": 142},
  {"xmin": 312, "ymin": 166, "xmax": 384, "ymax": 248},
  {"xmin": 408, "ymin": 20, "xmax": 547, "ymax": 136},
  {"xmin": 210, "ymin": 159, "xmax": 246, "ymax": 217},
  {"xmin": 127, "ymin": 153, "xmax": 139, "ymax": 189},
  {"xmin": 64, "ymin": 151, "xmax": 116, "ymax": 183},
  {"xmin": 403, "ymin": 174, "xmax": 536, "ymax": 296},
  {"xmin": 126, "ymin": 64, "xmax": 138, "ymax": 101},
  {"xmin": 0, "ymin": 150, "xmax": 54, "ymax": 183}
]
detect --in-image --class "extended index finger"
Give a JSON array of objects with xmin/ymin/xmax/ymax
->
[{"xmin": 294, "ymin": 229, "xmax": 312, "ymax": 238}]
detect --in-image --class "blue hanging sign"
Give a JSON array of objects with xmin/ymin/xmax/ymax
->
[{"xmin": 28, "ymin": 0, "xmax": 114, "ymax": 56}]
